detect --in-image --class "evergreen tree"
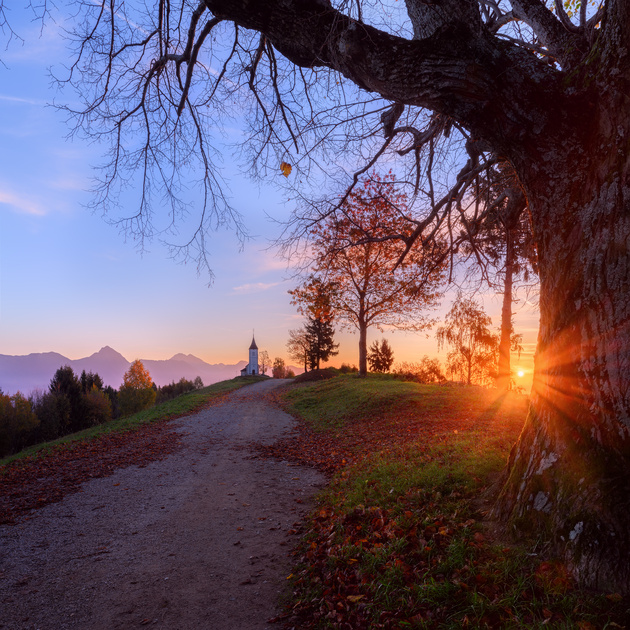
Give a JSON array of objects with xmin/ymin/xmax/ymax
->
[
  {"xmin": 304, "ymin": 314, "xmax": 339, "ymax": 370},
  {"xmin": 367, "ymin": 339, "xmax": 395, "ymax": 373},
  {"xmin": 49, "ymin": 366, "xmax": 85, "ymax": 433},
  {"xmin": 103, "ymin": 385, "xmax": 120, "ymax": 420},
  {"xmin": 80, "ymin": 370, "xmax": 104, "ymax": 393}
]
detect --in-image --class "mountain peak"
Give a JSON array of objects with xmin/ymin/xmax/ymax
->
[
  {"xmin": 91, "ymin": 346, "xmax": 128, "ymax": 362},
  {"xmin": 170, "ymin": 353, "xmax": 206, "ymax": 365}
]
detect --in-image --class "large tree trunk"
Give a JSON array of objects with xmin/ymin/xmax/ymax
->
[
  {"xmin": 466, "ymin": 353, "xmax": 472, "ymax": 386},
  {"xmin": 495, "ymin": 118, "xmax": 630, "ymax": 592},
  {"xmin": 496, "ymin": 228, "xmax": 515, "ymax": 392},
  {"xmin": 358, "ymin": 321, "xmax": 368, "ymax": 377}
]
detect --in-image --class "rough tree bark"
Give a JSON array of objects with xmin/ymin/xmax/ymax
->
[{"xmin": 494, "ymin": 100, "xmax": 630, "ymax": 590}]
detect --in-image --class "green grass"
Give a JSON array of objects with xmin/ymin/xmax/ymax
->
[
  {"xmin": 280, "ymin": 374, "xmax": 630, "ymax": 629},
  {"xmin": 0, "ymin": 375, "xmax": 264, "ymax": 468},
  {"xmin": 283, "ymin": 373, "xmax": 445, "ymax": 432}
]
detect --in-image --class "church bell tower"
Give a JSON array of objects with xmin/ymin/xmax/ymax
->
[{"xmin": 248, "ymin": 334, "xmax": 259, "ymax": 375}]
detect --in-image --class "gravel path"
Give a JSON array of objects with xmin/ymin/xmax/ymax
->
[{"xmin": 0, "ymin": 380, "xmax": 326, "ymax": 629}]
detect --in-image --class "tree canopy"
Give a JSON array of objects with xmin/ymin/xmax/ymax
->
[
  {"xmin": 437, "ymin": 294, "xmax": 498, "ymax": 386},
  {"xmin": 119, "ymin": 360, "xmax": 156, "ymax": 416},
  {"xmin": 290, "ymin": 174, "xmax": 446, "ymax": 375}
]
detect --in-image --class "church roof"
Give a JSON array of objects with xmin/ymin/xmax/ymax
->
[{"xmin": 249, "ymin": 335, "xmax": 258, "ymax": 350}]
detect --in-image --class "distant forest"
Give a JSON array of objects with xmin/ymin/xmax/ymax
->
[{"xmin": 0, "ymin": 362, "xmax": 202, "ymax": 458}]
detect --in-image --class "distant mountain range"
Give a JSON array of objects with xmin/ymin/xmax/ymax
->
[{"xmin": 0, "ymin": 346, "xmax": 301, "ymax": 395}]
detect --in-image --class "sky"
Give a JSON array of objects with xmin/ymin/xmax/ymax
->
[{"xmin": 0, "ymin": 5, "xmax": 539, "ymax": 389}]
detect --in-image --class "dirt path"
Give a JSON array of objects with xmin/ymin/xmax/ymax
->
[{"xmin": 0, "ymin": 380, "xmax": 326, "ymax": 629}]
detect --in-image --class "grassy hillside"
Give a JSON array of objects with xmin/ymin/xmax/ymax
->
[{"xmin": 275, "ymin": 375, "xmax": 629, "ymax": 629}]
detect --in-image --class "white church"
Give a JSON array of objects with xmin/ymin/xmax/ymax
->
[{"xmin": 240, "ymin": 334, "xmax": 259, "ymax": 376}]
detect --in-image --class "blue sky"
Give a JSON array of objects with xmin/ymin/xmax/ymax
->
[{"xmin": 0, "ymin": 5, "xmax": 538, "ymax": 384}]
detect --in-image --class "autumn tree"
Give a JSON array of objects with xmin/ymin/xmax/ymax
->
[
  {"xmin": 437, "ymin": 295, "xmax": 498, "ymax": 386},
  {"xmin": 119, "ymin": 360, "xmax": 156, "ymax": 417},
  {"xmin": 258, "ymin": 350, "xmax": 271, "ymax": 376},
  {"xmin": 291, "ymin": 175, "xmax": 446, "ymax": 376},
  {"xmin": 22, "ymin": 0, "xmax": 630, "ymax": 591},
  {"xmin": 286, "ymin": 328, "xmax": 311, "ymax": 373},
  {"xmin": 272, "ymin": 357, "xmax": 287, "ymax": 379},
  {"xmin": 367, "ymin": 339, "xmax": 395, "ymax": 373}
]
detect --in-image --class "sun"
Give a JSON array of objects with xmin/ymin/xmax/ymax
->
[{"xmin": 517, "ymin": 370, "xmax": 525, "ymax": 378}]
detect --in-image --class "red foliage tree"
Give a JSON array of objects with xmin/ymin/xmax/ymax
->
[{"xmin": 291, "ymin": 174, "xmax": 446, "ymax": 376}]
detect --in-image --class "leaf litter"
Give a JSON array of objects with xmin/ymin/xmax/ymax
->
[{"xmin": 253, "ymin": 381, "xmax": 630, "ymax": 629}]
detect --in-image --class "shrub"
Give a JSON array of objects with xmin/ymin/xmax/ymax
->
[
  {"xmin": 339, "ymin": 363, "xmax": 358, "ymax": 374},
  {"xmin": 294, "ymin": 368, "xmax": 339, "ymax": 383},
  {"xmin": 393, "ymin": 357, "xmax": 446, "ymax": 384}
]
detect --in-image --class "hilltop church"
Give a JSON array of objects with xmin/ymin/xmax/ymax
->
[{"xmin": 240, "ymin": 334, "xmax": 259, "ymax": 376}]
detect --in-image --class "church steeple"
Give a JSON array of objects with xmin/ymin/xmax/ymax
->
[
  {"xmin": 247, "ymin": 332, "xmax": 259, "ymax": 375},
  {"xmin": 240, "ymin": 332, "xmax": 260, "ymax": 377}
]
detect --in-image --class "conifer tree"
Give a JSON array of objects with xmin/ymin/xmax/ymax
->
[
  {"xmin": 367, "ymin": 339, "xmax": 395, "ymax": 373},
  {"xmin": 305, "ymin": 314, "xmax": 339, "ymax": 370}
]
